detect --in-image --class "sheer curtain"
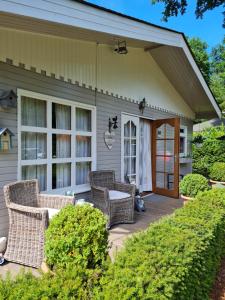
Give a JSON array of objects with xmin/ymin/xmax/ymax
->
[
  {"xmin": 54, "ymin": 103, "xmax": 71, "ymax": 130},
  {"xmin": 22, "ymin": 165, "xmax": 46, "ymax": 191},
  {"xmin": 22, "ymin": 132, "xmax": 46, "ymax": 160},
  {"xmin": 76, "ymin": 162, "xmax": 91, "ymax": 185},
  {"xmin": 76, "ymin": 108, "xmax": 91, "ymax": 131},
  {"xmin": 139, "ymin": 120, "xmax": 152, "ymax": 192},
  {"xmin": 54, "ymin": 135, "xmax": 71, "ymax": 158},
  {"xmin": 54, "ymin": 163, "xmax": 71, "ymax": 189},
  {"xmin": 21, "ymin": 97, "xmax": 46, "ymax": 127},
  {"xmin": 76, "ymin": 136, "xmax": 91, "ymax": 157}
]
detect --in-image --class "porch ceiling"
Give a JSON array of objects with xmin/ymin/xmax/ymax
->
[{"xmin": 0, "ymin": 12, "xmax": 159, "ymax": 49}]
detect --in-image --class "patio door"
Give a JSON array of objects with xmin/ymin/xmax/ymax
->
[
  {"xmin": 152, "ymin": 118, "xmax": 180, "ymax": 198},
  {"xmin": 121, "ymin": 114, "xmax": 139, "ymax": 186}
]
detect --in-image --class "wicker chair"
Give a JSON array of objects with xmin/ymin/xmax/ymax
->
[
  {"xmin": 89, "ymin": 170, "xmax": 135, "ymax": 228},
  {"xmin": 3, "ymin": 179, "xmax": 74, "ymax": 268}
]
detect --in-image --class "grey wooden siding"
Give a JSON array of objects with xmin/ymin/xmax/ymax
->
[{"xmin": 0, "ymin": 62, "xmax": 193, "ymax": 237}]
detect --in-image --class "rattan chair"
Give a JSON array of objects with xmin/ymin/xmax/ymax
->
[
  {"xmin": 3, "ymin": 179, "xmax": 74, "ymax": 268},
  {"xmin": 89, "ymin": 170, "xmax": 135, "ymax": 228}
]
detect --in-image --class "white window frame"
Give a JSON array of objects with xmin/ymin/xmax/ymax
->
[
  {"xmin": 17, "ymin": 89, "xmax": 96, "ymax": 194},
  {"xmin": 179, "ymin": 125, "xmax": 188, "ymax": 157}
]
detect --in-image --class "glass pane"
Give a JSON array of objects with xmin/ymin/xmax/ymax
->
[
  {"xmin": 76, "ymin": 108, "xmax": 91, "ymax": 132},
  {"xmin": 156, "ymin": 156, "xmax": 164, "ymax": 172},
  {"xmin": 21, "ymin": 132, "xmax": 47, "ymax": 160},
  {"xmin": 22, "ymin": 164, "xmax": 47, "ymax": 191},
  {"xmin": 180, "ymin": 137, "xmax": 185, "ymax": 154},
  {"xmin": 124, "ymin": 139, "xmax": 130, "ymax": 156},
  {"xmin": 124, "ymin": 158, "xmax": 130, "ymax": 179},
  {"xmin": 52, "ymin": 103, "xmax": 71, "ymax": 130},
  {"xmin": 124, "ymin": 121, "xmax": 130, "ymax": 137},
  {"xmin": 167, "ymin": 174, "xmax": 174, "ymax": 190},
  {"xmin": 131, "ymin": 140, "xmax": 136, "ymax": 156},
  {"xmin": 52, "ymin": 134, "xmax": 71, "ymax": 158},
  {"xmin": 76, "ymin": 162, "xmax": 91, "ymax": 185},
  {"xmin": 52, "ymin": 163, "xmax": 71, "ymax": 189},
  {"xmin": 131, "ymin": 121, "xmax": 136, "ymax": 138},
  {"xmin": 21, "ymin": 96, "xmax": 46, "ymax": 127},
  {"xmin": 156, "ymin": 140, "xmax": 164, "ymax": 156},
  {"xmin": 157, "ymin": 124, "xmax": 165, "ymax": 139},
  {"xmin": 166, "ymin": 124, "xmax": 174, "ymax": 139},
  {"xmin": 166, "ymin": 140, "xmax": 174, "ymax": 156},
  {"xmin": 76, "ymin": 136, "xmax": 91, "ymax": 157},
  {"xmin": 131, "ymin": 157, "xmax": 136, "ymax": 174},
  {"xmin": 165, "ymin": 156, "xmax": 174, "ymax": 173},
  {"xmin": 129, "ymin": 175, "xmax": 136, "ymax": 185},
  {"xmin": 156, "ymin": 172, "xmax": 165, "ymax": 189}
]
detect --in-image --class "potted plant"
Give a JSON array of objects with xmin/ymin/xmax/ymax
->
[
  {"xmin": 209, "ymin": 162, "xmax": 225, "ymax": 186},
  {"xmin": 179, "ymin": 173, "xmax": 210, "ymax": 203}
]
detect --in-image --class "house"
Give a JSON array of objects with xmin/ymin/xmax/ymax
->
[{"xmin": 0, "ymin": 0, "xmax": 221, "ymax": 237}]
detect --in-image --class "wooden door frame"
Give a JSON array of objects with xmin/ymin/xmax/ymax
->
[{"xmin": 152, "ymin": 117, "xmax": 180, "ymax": 198}]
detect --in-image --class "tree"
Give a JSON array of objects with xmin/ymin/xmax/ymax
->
[
  {"xmin": 188, "ymin": 36, "xmax": 225, "ymax": 114},
  {"xmin": 188, "ymin": 37, "xmax": 211, "ymax": 83},
  {"xmin": 152, "ymin": 0, "xmax": 225, "ymax": 27}
]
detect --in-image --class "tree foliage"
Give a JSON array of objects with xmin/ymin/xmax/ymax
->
[
  {"xmin": 152, "ymin": 0, "xmax": 225, "ymax": 28},
  {"xmin": 188, "ymin": 36, "xmax": 225, "ymax": 113}
]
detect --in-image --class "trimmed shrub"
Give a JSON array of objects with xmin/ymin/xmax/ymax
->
[
  {"xmin": 0, "ymin": 265, "xmax": 102, "ymax": 300},
  {"xmin": 210, "ymin": 162, "xmax": 225, "ymax": 182},
  {"xmin": 98, "ymin": 189, "xmax": 225, "ymax": 300},
  {"xmin": 179, "ymin": 173, "xmax": 210, "ymax": 197},
  {"xmin": 45, "ymin": 204, "xmax": 108, "ymax": 270}
]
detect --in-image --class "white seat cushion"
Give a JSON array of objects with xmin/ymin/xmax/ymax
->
[
  {"xmin": 42, "ymin": 207, "xmax": 60, "ymax": 219},
  {"xmin": 109, "ymin": 190, "xmax": 130, "ymax": 200}
]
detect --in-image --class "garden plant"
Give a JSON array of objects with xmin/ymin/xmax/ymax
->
[{"xmin": 179, "ymin": 173, "xmax": 210, "ymax": 198}]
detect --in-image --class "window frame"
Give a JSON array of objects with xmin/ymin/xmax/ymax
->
[
  {"xmin": 17, "ymin": 89, "xmax": 96, "ymax": 194},
  {"xmin": 179, "ymin": 125, "xmax": 188, "ymax": 157}
]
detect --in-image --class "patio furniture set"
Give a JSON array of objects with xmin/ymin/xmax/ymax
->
[{"xmin": 2, "ymin": 170, "xmax": 135, "ymax": 268}]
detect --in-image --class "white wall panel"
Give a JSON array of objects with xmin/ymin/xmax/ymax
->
[{"xmin": 0, "ymin": 27, "xmax": 194, "ymax": 118}]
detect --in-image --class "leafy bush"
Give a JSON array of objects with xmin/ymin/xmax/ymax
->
[
  {"xmin": 0, "ymin": 265, "xmax": 102, "ymax": 300},
  {"xmin": 210, "ymin": 162, "xmax": 225, "ymax": 182},
  {"xmin": 179, "ymin": 173, "xmax": 210, "ymax": 197},
  {"xmin": 45, "ymin": 204, "xmax": 108, "ymax": 270},
  {"xmin": 192, "ymin": 125, "xmax": 225, "ymax": 177},
  {"xmin": 98, "ymin": 189, "xmax": 225, "ymax": 300}
]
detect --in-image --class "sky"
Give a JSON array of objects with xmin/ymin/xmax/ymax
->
[{"xmin": 86, "ymin": 0, "xmax": 224, "ymax": 50}]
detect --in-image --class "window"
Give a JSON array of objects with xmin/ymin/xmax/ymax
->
[
  {"xmin": 18, "ymin": 90, "xmax": 96, "ymax": 193},
  {"xmin": 180, "ymin": 126, "xmax": 187, "ymax": 157}
]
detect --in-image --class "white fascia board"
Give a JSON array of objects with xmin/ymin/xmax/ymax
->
[
  {"xmin": 180, "ymin": 38, "xmax": 221, "ymax": 118},
  {"xmin": 1, "ymin": 0, "xmax": 181, "ymax": 47}
]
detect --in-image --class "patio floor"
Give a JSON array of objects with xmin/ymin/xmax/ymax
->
[{"xmin": 0, "ymin": 194, "xmax": 183, "ymax": 278}]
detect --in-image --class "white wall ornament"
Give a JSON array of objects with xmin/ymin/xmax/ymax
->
[{"xmin": 104, "ymin": 130, "xmax": 115, "ymax": 150}]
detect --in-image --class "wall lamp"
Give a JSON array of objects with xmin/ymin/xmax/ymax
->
[
  {"xmin": 114, "ymin": 41, "xmax": 128, "ymax": 55},
  {"xmin": 108, "ymin": 116, "xmax": 118, "ymax": 133},
  {"xmin": 139, "ymin": 98, "xmax": 146, "ymax": 114}
]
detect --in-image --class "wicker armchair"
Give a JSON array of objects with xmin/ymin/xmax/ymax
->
[
  {"xmin": 89, "ymin": 170, "xmax": 135, "ymax": 228},
  {"xmin": 3, "ymin": 179, "xmax": 74, "ymax": 268}
]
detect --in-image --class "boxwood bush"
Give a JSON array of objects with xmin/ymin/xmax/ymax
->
[
  {"xmin": 45, "ymin": 204, "xmax": 108, "ymax": 270},
  {"xmin": 98, "ymin": 189, "xmax": 225, "ymax": 300},
  {"xmin": 210, "ymin": 162, "xmax": 225, "ymax": 182},
  {"xmin": 0, "ymin": 265, "xmax": 102, "ymax": 300},
  {"xmin": 179, "ymin": 173, "xmax": 210, "ymax": 197}
]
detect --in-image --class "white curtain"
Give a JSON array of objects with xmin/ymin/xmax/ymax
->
[
  {"xmin": 76, "ymin": 136, "xmax": 91, "ymax": 157},
  {"xmin": 139, "ymin": 120, "xmax": 152, "ymax": 192},
  {"xmin": 76, "ymin": 108, "xmax": 91, "ymax": 131},
  {"xmin": 22, "ymin": 132, "xmax": 46, "ymax": 160},
  {"xmin": 56, "ymin": 135, "xmax": 71, "ymax": 158},
  {"xmin": 55, "ymin": 163, "xmax": 71, "ymax": 188},
  {"xmin": 55, "ymin": 103, "xmax": 71, "ymax": 130},
  {"xmin": 22, "ymin": 165, "xmax": 46, "ymax": 191},
  {"xmin": 76, "ymin": 162, "xmax": 91, "ymax": 185},
  {"xmin": 21, "ymin": 97, "xmax": 46, "ymax": 127}
]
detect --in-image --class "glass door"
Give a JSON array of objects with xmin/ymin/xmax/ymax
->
[
  {"xmin": 121, "ymin": 114, "xmax": 139, "ymax": 186},
  {"xmin": 152, "ymin": 118, "xmax": 180, "ymax": 198}
]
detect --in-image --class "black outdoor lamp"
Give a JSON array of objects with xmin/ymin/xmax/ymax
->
[
  {"xmin": 108, "ymin": 116, "xmax": 118, "ymax": 133},
  {"xmin": 139, "ymin": 98, "xmax": 146, "ymax": 114},
  {"xmin": 114, "ymin": 41, "xmax": 128, "ymax": 55}
]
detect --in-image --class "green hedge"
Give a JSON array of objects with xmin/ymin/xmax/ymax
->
[
  {"xmin": 210, "ymin": 162, "xmax": 225, "ymax": 182},
  {"xmin": 45, "ymin": 204, "xmax": 108, "ymax": 270},
  {"xmin": 98, "ymin": 189, "xmax": 225, "ymax": 300}
]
